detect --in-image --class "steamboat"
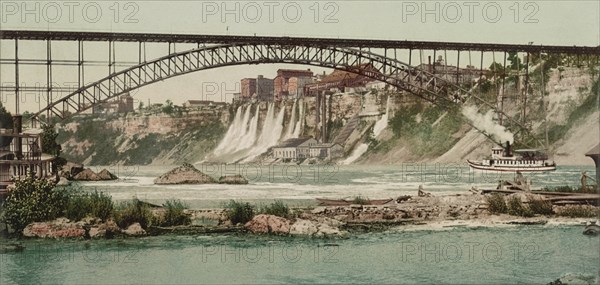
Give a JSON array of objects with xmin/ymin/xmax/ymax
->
[{"xmin": 467, "ymin": 141, "xmax": 556, "ymax": 172}]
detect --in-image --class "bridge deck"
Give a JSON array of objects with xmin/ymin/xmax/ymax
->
[{"xmin": 1, "ymin": 30, "xmax": 598, "ymax": 54}]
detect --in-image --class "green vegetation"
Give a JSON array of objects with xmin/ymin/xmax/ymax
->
[
  {"xmin": 113, "ymin": 199, "xmax": 155, "ymax": 229},
  {"xmin": 487, "ymin": 193, "xmax": 559, "ymax": 217},
  {"xmin": 65, "ymin": 189, "xmax": 114, "ymax": 222},
  {"xmin": 162, "ymin": 99, "xmax": 175, "ymax": 115},
  {"xmin": 547, "ymin": 78, "xmax": 599, "ymax": 144},
  {"xmin": 506, "ymin": 196, "xmax": 534, "ymax": 217},
  {"xmin": 556, "ymin": 205, "xmax": 600, "ymax": 218},
  {"xmin": 41, "ymin": 124, "xmax": 67, "ymax": 170},
  {"xmin": 224, "ymin": 200, "xmax": 255, "ymax": 225},
  {"xmin": 58, "ymin": 115, "xmax": 226, "ymax": 165},
  {"xmin": 261, "ymin": 200, "xmax": 290, "ymax": 218},
  {"xmin": 2, "ymin": 177, "xmax": 67, "ymax": 231},
  {"xmin": 541, "ymin": 185, "xmax": 580, "ymax": 193},
  {"xmin": 527, "ymin": 196, "xmax": 554, "ymax": 216},
  {"xmin": 386, "ymin": 103, "xmax": 464, "ymax": 157},
  {"xmin": 485, "ymin": 194, "xmax": 508, "ymax": 214},
  {"xmin": 1, "ymin": 176, "xmax": 194, "ymax": 233},
  {"xmin": 352, "ymin": 196, "xmax": 370, "ymax": 205},
  {"xmin": 0, "ymin": 102, "xmax": 14, "ymax": 147},
  {"xmin": 160, "ymin": 200, "xmax": 191, "ymax": 227}
]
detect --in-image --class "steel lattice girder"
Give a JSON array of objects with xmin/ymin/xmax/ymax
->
[
  {"xmin": 1, "ymin": 30, "xmax": 599, "ymax": 54},
  {"xmin": 31, "ymin": 44, "xmax": 471, "ymax": 124}
]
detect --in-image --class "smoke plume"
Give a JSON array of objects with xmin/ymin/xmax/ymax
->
[{"xmin": 461, "ymin": 106, "xmax": 514, "ymax": 144}]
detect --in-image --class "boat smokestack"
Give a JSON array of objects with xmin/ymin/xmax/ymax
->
[{"xmin": 505, "ymin": 141, "xmax": 512, "ymax": 157}]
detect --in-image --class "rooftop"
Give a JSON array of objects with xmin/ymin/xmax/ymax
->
[
  {"xmin": 586, "ymin": 144, "xmax": 600, "ymax": 156},
  {"xmin": 277, "ymin": 137, "xmax": 314, "ymax": 148}
]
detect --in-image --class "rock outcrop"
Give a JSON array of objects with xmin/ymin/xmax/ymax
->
[
  {"xmin": 60, "ymin": 161, "xmax": 84, "ymax": 178},
  {"xmin": 154, "ymin": 163, "xmax": 217, "ymax": 185},
  {"xmin": 72, "ymin": 168, "xmax": 101, "ymax": 181},
  {"xmin": 89, "ymin": 220, "xmax": 120, "ymax": 238},
  {"xmin": 97, "ymin": 169, "xmax": 119, "ymax": 180},
  {"xmin": 218, "ymin": 175, "xmax": 249, "ymax": 184},
  {"xmin": 71, "ymin": 168, "xmax": 118, "ymax": 181},
  {"xmin": 244, "ymin": 214, "xmax": 290, "ymax": 234},
  {"xmin": 23, "ymin": 218, "xmax": 86, "ymax": 238},
  {"xmin": 289, "ymin": 219, "xmax": 318, "ymax": 236},
  {"xmin": 289, "ymin": 219, "xmax": 346, "ymax": 237},
  {"xmin": 123, "ymin": 223, "xmax": 146, "ymax": 236}
]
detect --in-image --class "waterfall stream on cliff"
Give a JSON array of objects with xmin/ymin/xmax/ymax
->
[
  {"xmin": 373, "ymin": 95, "xmax": 390, "ymax": 138},
  {"xmin": 292, "ymin": 99, "xmax": 304, "ymax": 138},
  {"xmin": 209, "ymin": 102, "xmax": 288, "ymax": 163},
  {"xmin": 341, "ymin": 143, "xmax": 369, "ymax": 165},
  {"xmin": 213, "ymin": 105, "xmax": 244, "ymax": 156},
  {"xmin": 283, "ymin": 99, "xmax": 297, "ymax": 140},
  {"xmin": 242, "ymin": 103, "xmax": 286, "ymax": 162},
  {"xmin": 236, "ymin": 105, "xmax": 260, "ymax": 151}
]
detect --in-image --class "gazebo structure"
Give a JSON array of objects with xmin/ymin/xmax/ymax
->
[{"xmin": 585, "ymin": 143, "xmax": 600, "ymax": 191}]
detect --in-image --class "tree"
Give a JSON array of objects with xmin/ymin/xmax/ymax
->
[
  {"xmin": 162, "ymin": 99, "xmax": 174, "ymax": 115},
  {"xmin": 41, "ymin": 124, "xmax": 66, "ymax": 170},
  {"xmin": 138, "ymin": 101, "xmax": 145, "ymax": 111},
  {"xmin": 3, "ymin": 176, "xmax": 65, "ymax": 232},
  {"xmin": 0, "ymin": 102, "xmax": 14, "ymax": 148}
]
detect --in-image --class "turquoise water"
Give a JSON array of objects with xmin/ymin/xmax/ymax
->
[
  {"xmin": 1, "ymin": 165, "xmax": 598, "ymax": 284},
  {"xmin": 78, "ymin": 164, "xmax": 597, "ymax": 209},
  {"xmin": 1, "ymin": 226, "xmax": 598, "ymax": 284}
]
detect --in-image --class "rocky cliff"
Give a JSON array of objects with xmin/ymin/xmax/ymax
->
[
  {"xmin": 57, "ymin": 65, "xmax": 598, "ymax": 166},
  {"xmin": 57, "ymin": 107, "xmax": 230, "ymax": 165}
]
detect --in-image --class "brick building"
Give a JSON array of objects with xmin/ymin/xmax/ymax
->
[
  {"xmin": 241, "ymin": 76, "xmax": 274, "ymax": 102},
  {"xmin": 305, "ymin": 63, "xmax": 379, "ymax": 96},
  {"xmin": 273, "ymin": 69, "xmax": 314, "ymax": 101}
]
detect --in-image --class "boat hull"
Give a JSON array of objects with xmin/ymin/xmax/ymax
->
[
  {"xmin": 316, "ymin": 198, "xmax": 394, "ymax": 206},
  {"xmin": 467, "ymin": 160, "xmax": 556, "ymax": 172}
]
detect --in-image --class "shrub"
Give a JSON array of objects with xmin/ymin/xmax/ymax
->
[
  {"xmin": 556, "ymin": 205, "xmax": 600, "ymax": 218},
  {"xmin": 486, "ymin": 194, "xmax": 507, "ymax": 214},
  {"xmin": 65, "ymin": 189, "xmax": 114, "ymax": 221},
  {"xmin": 161, "ymin": 200, "xmax": 191, "ymax": 227},
  {"xmin": 0, "ymin": 102, "xmax": 14, "ymax": 148},
  {"xmin": 261, "ymin": 200, "xmax": 290, "ymax": 218},
  {"xmin": 113, "ymin": 199, "xmax": 154, "ymax": 229},
  {"xmin": 3, "ymin": 177, "xmax": 67, "ymax": 231},
  {"xmin": 352, "ymin": 196, "xmax": 369, "ymax": 205},
  {"xmin": 224, "ymin": 200, "xmax": 255, "ymax": 225},
  {"xmin": 542, "ymin": 185, "xmax": 580, "ymax": 193},
  {"xmin": 506, "ymin": 196, "xmax": 533, "ymax": 217},
  {"xmin": 527, "ymin": 195, "xmax": 554, "ymax": 216}
]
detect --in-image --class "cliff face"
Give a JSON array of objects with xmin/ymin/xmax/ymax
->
[
  {"xmin": 57, "ymin": 66, "xmax": 597, "ymax": 166},
  {"xmin": 57, "ymin": 108, "xmax": 230, "ymax": 165}
]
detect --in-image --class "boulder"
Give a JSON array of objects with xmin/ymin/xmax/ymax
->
[
  {"xmin": 289, "ymin": 219, "xmax": 319, "ymax": 236},
  {"xmin": 89, "ymin": 220, "xmax": 120, "ymax": 239},
  {"xmin": 244, "ymin": 214, "xmax": 290, "ymax": 234},
  {"xmin": 154, "ymin": 163, "xmax": 217, "ymax": 185},
  {"xmin": 218, "ymin": 175, "xmax": 248, "ymax": 184},
  {"xmin": 97, "ymin": 169, "xmax": 119, "ymax": 180},
  {"xmin": 62, "ymin": 161, "xmax": 84, "ymax": 177},
  {"xmin": 23, "ymin": 218, "xmax": 85, "ymax": 238},
  {"xmin": 315, "ymin": 223, "xmax": 345, "ymax": 237},
  {"xmin": 123, "ymin": 223, "xmax": 146, "ymax": 236},
  {"xmin": 72, "ymin": 168, "xmax": 101, "ymax": 181}
]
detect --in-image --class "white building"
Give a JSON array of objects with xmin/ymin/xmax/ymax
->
[
  {"xmin": 272, "ymin": 138, "xmax": 343, "ymax": 160},
  {"xmin": 272, "ymin": 138, "xmax": 317, "ymax": 159},
  {"xmin": 308, "ymin": 143, "xmax": 344, "ymax": 160}
]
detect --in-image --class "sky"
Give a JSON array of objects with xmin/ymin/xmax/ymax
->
[{"xmin": 0, "ymin": 0, "xmax": 598, "ymax": 113}]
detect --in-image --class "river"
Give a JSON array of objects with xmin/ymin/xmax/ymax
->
[{"xmin": 1, "ymin": 164, "xmax": 598, "ymax": 284}]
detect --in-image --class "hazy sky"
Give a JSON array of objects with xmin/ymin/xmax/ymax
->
[{"xmin": 0, "ymin": 0, "xmax": 598, "ymax": 113}]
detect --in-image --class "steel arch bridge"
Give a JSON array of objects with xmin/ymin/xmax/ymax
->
[
  {"xmin": 31, "ymin": 44, "xmax": 469, "ymax": 124},
  {"xmin": 1, "ymin": 30, "xmax": 598, "ymax": 130}
]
